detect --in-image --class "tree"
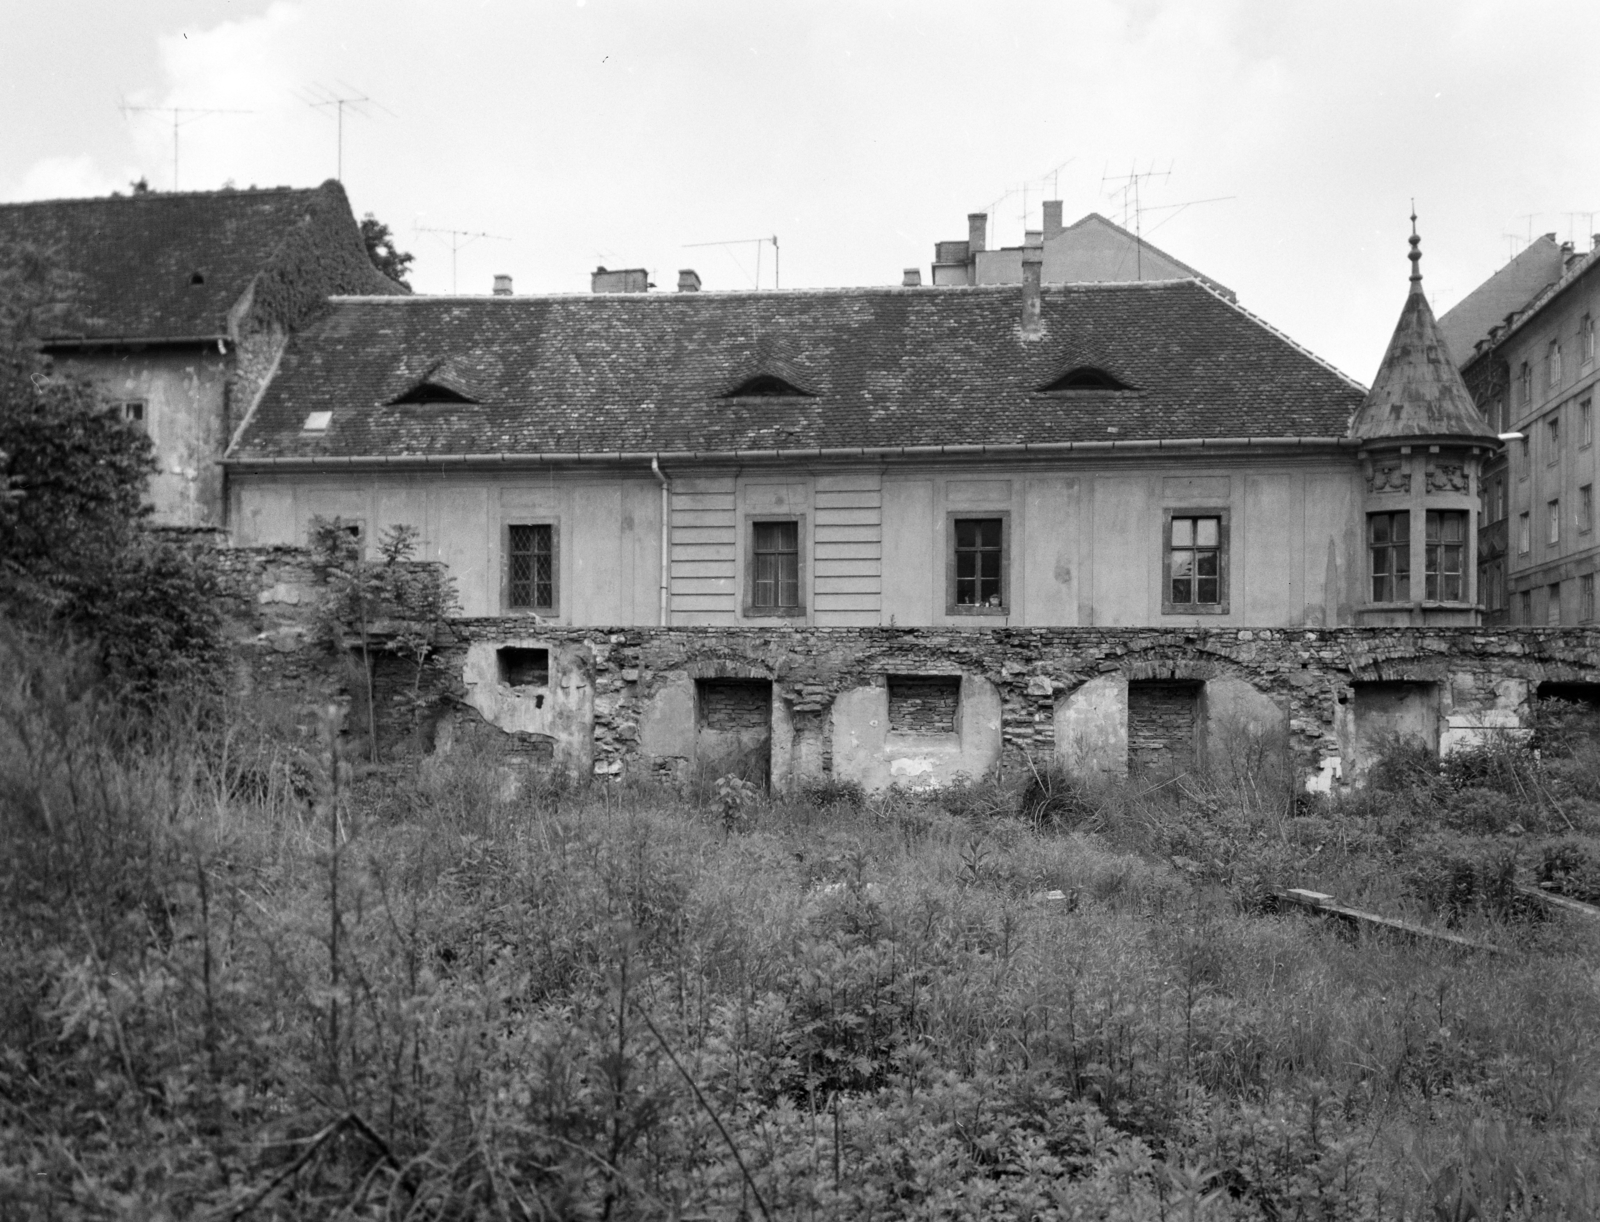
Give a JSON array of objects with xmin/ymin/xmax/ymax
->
[{"xmin": 360, "ymin": 213, "xmax": 415, "ymax": 289}]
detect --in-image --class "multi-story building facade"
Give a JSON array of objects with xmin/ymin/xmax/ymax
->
[{"xmin": 1458, "ymin": 238, "xmax": 1600, "ymax": 624}]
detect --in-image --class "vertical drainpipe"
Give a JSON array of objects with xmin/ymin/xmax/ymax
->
[{"xmin": 651, "ymin": 457, "xmax": 671, "ymax": 625}]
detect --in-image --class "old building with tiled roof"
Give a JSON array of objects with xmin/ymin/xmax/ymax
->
[{"xmin": 0, "ymin": 179, "xmax": 406, "ymax": 525}]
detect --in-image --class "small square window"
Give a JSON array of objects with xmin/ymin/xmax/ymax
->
[
  {"xmin": 1583, "ymin": 575, "xmax": 1596, "ymax": 623},
  {"xmin": 1549, "ymin": 499, "xmax": 1561, "ymax": 546},
  {"xmin": 746, "ymin": 518, "xmax": 804, "ymax": 616},
  {"xmin": 507, "ymin": 523, "xmax": 557, "ymax": 613},
  {"xmin": 1548, "ymin": 582, "xmax": 1562, "ymax": 625},
  {"xmin": 122, "ymin": 400, "xmax": 146, "ymax": 427},
  {"xmin": 947, "ymin": 514, "xmax": 1008, "ymax": 614},
  {"xmin": 1369, "ymin": 510, "xmax": 1410, "ymax": 602}
]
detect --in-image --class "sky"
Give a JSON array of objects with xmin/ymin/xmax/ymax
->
[{"xmin": 5, "ymin": 0, "xmax": 1599, "ymax": 382}]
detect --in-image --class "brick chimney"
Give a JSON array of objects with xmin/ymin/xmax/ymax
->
[
  {"xmin": 492, "ymin": 274, "xmax": 513, "ymax": 296},
  {"xmin": 967, "ymin": 212, "xmax": 987, "ymax": 255},
  {"xmin": 677, "ymin": 268, "xmax": 701, "ymax": 292},
  {"xmin": 1042, "ymin": 200, "xmax": 1064, "ymax": 240},
  {"xmin": 1021, "ymin": 249, "xmax": 1043, "ymax": 338},
  {"xmin": 591, "ymin": 266, "xmax": 651, "ymax": 293},
  {"xmin": 902, "ymin": 268, "xmax": 922, "ymax": 287}
]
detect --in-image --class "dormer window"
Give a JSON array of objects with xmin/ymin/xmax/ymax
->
[
  {"xmin": 189, "ymin": 270, "xmax": 206, "ymax": 285},
  {"xmin": 1037, "ymin": 366, "xmax": 1133, "ymax": 392},
  {"xmin": 719, "ymin": 373, "xmax": 815, "ymax": 398},
  {"xmin": 387, "ymin": 358, "xmax": 483, "ymax": 405}
]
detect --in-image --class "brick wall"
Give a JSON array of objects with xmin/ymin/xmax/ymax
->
[
  {"xmin": 888, "ymin": 675, "xmax": 961, "ymax": 733},
  {"xmin": 698, "ymin": 680, "xmax": 772, "ymax": 730},
  {"xmin": 1128, "ymin": 682, "xmax": 1198, "ymax": 774}
]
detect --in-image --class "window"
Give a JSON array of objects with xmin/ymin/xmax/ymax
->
[
  {"xmin": 1583, "ymin": 485, "xmax": 1594, "ymax": 534},
  {"xmin": 1548, "ymin": 341, "xmax": 1563, "ymax": 390},
  {"xmin": 887, "ymin": 675, "xmax": 961, "ymax": 734},
  {"xmin": 1164, "ymin": 512, "xmax": 1228, "ymax": 613},
  {"xmin": 1549, "ymin": 499, "xmax": 1561, "ymax": 546},
  {"xmin": 1484, "ymin": 561, "xmax": 1504, "ymax": 611},
  {"xmin": 1495, "ymin": 478, "xmax": 1508, "ymax": 522},
  {"xmin": 1425, "ymin": 510, "xmax": 1466, "ymax": 601},
  {"xmin": 1519, "ymin": 362, "xmax": 1532, "ymax": 406},
  {"xmin": 1583, "ymin": 315, "xmax": 1596, "ymax": 366},
  {"xmin": 1521, "ymin": 589, "xmax": 1533, "ymax": 623},
  {"xmin": 1369, "ymin": 511, "xmax": 1410, "ymax": 602},
  {"xmin": 748, "ymin": 519, "xmax": 803, "ymax": 615},
  {"xmin": 1584, "ymin": 399, "xmax": 1594, "ymax": 448},
  {"xmin": 1518, "ymin": 511, "xmax": 1531, "ymax": 554},
  {"xmin": 507, "ymin": 523, "xmax": 556, "ymax": 612},
  {"xmin": 948, "ymin": 515, "xmax": 1007, "ymax": 613},
  {"xmin": 1548, "ymin": 415, "xmax": 1560, "ymax": 462},
  {"xmin": 1518, "ymin": 436, "xmax": 1530, "ymax": 478},
  {"xmin": 119, "ymin": 399, "xmax": 146, "ymax": 428},
  {"xmin": 1584, "ymin": 574, "xmax": 1596, "ymax": 622},
  {"xmin": 1493, "ymin": 396, "xmax": 1506, "ymax": 433},
  {"xmin": 1548, "ymin": 583, "xmax": 1562, "ymax": 625},
  {"xmin": 498, "ymin": 647, "xmax": 550, "ymax": 688}
]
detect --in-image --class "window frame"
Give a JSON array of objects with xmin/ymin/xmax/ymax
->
[
  {"xmin": 1583, "ymin": 574, "xmax": 1596, "ymax": 623},
  {"xmin": 503, "ymin": 519, "xmax": 560, "ymax": 616},
  {"xmin": 1519, "ymin": 361, "xmax": 1532, "ymax": 407},
  {"xmin": 1424, "ymin": 509, "xmax": 1468, "ymax": 603},
  {"xmin": 945, "ymin": 511, "xmax": 1011, "ymax": 616},
  {"xmin": 1518, "ymin": 510, "xmax": 1531, "ymax": 555},
  {"xmin": 1547, "ymin": 414, "xmax": 1560, "ymax": 463},
  {"xmin": 1367, "ymin": 510, "xmax": 1412, "ymax": 604},
  {"xmin": 1549, "ymin": 498, "xmax": 1561, "ymax": 547},
  {"xmin": 1520, "ymin": 589, "xmax": 1533, "ymax": 624},
  {"xmin": 1162, "ymin": 508, "xmax": 1231, "ymax": 616},
  {"xmin": 1582, "ymin": 484, "xmax": 1594, "ymax": 535},
  {"xmin": 1548, "ymin": 340, "xmax": 1563, "ymax": 391},
  {"xmin": 1518, "ymin": 436, "xmax": 1530, "ymax": 478},
  {"xmin": 1548, "ymin": 582, "xmax": 1562, "ymax": 625},
  {"xmin": 1583, "ymin": 314, "xmax": 1597, "ymax": 367},
  {"xmin": 743, "ymin": 514, "xmax": 807, "ymax": 618},
  {"xmin": 1583, "ymin": 398, "xmax": 1594, "ymax": 448}
]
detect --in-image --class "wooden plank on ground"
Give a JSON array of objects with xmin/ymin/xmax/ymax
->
[
  {"xmin": 1514, "ymin": 883, "xmax": 1600, "ymax": 920},
  {"xmin": 1275, "ymin": 888, "xmax": 1502, "ymax": 954}
]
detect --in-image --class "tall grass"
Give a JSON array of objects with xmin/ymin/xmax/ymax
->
[{"xmin": 4, "ymin": 633, "xmax": 1600, "ymax": 1219}]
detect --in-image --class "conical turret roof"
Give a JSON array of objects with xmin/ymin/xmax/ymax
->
[{"xmin": 1349, "ymin": 217, "xmax": 1497, "ymax": 444}]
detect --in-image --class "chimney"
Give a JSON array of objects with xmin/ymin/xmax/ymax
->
[
  {"xmin": 492, "ymin": 274, "xmax": 513, "ymax": 296},
  {"xmin": 902, "ymin": 267, "xmax": 922, "ymax": 287},
  {"xmin": 1024, "ymin": 229, "xmax": 1043, "ymax": 249},
  {"xmin": 591, "ymin": 266, "xmax": 651, "ymax": 293},
  {"xmin": 677, "ymin": 268, "xmax": 701, "ymax": 292},
  {"xmin": 1021, "ymin": 249, "xmax": 1043, "ymax": 338},
  {"xmin": 967, "ymin": 212, "xmax": 987, "ymax": 255},
  {"xmin": 1042, "ymin": 200, "xmax": 1064, "ymax": 239}
]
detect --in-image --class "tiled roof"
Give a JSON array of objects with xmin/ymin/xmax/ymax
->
[
  {"xmin": 229, "ymin": 280, "xmax": 1366, "ymax": 461},
  {"xmin": 0, "ymin": 180, "xmax": 403, "ymax": 342}
]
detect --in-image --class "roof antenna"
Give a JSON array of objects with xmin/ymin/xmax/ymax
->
[
  {"xmin": 295, "ymin": 82, "xmax": 395, "ymax": 182},
  {"xmin": 414, "ymin": 224, "xmax": 511, "ymax": 293},
  {"xmin": 681, "ymin": 235, "xmax": 780, "ymax": 289},
  {"xmin": 119, "ymin": 101, "xmax": 253, "ymax": 190},
  {"xmin": 1100, "ymin": 161, "xmax": 1172, "ymax": 281}
]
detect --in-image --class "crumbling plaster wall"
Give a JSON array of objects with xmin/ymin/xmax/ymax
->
[{"xmin": 211, "ymin": 547, "xmax": 1600, "ymax": 789}]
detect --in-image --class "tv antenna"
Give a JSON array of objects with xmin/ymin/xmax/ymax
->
[
  {"xmin": 682, "ymin": 235, "xmax": 780, "ymax": 289},
  {"xmin": 119, "ymin": 102, "xmax": 252, "ymax": 190},
  {"xmin": 1020, "ymin": 156, "xmax": 1077, "ymax": 233},
  {"xmin": 1563, "ymin": 211, "xmax": 1597, "ymax": 246},
  {"xmin": 415, "ymin": 225, "xmax": 510, "ymax": 293},
  {"xmin": 296, "ymin": 82, "xmax": 393, "ymax": 181}
]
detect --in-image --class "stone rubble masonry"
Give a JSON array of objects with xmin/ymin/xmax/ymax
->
[{"xmin": 211, "ymin": 545, "xmax": 1600, "ymax": 785}]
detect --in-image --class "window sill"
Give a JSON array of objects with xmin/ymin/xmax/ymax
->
[
  {"xmin": 1360, "ymin": 600, "xmax": 1478, "ymax": 612},
  {"xmin": 1162, "ymin": 603, "xmax": 1230, "ymax": 616},
  {"xmin": 504, "ymin": 607, "xmax": 558, "ymax": 618},
  {"xmin": 947, "ymin": 605, "xmax": 1009, "ymax": 616},
  {"xmin": 743, "ymin": 606, "xmax": 806, "ymax": 619}
]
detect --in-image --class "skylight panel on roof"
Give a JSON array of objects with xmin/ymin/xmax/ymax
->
[{"xmin": 302, "ymin": 411, "xmax": 333, "ymax": 432}]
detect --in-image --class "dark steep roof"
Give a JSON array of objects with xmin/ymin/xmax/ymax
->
[
  {"xmin": 0, "ymin": 180, "xmax": 405, "ymax": 342},
  {"xmin": 1351, "ymin": 230, "xmax": 1496, "ymax": 445},
  {"xmin": 1436, "ymin": 235, "xmax": 1565, "ymax": 367},
  {"xmin": 229, "ymin": 281, "xmax": 1366, "ymax": 461}
]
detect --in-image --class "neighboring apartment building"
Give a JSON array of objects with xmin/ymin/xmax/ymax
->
[
  {"xmin": 926, "ymin": 203, "xmax": 1235, "ymax": 300},
  {"xmin": 1456, "ymin": 236, "xmax": 1600, "ymax": 625},
  {"xmin": 0, "ymin": 181, "xmax": 406, "ymax": 526}
]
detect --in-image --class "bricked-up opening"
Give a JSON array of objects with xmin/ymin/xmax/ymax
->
[
  {"xmin": 697, "ymin": 679, "xmax": 772, "ymax": 730},
  {"xmin": 498, "ymin": 647, "xmax": 550, "ymax": 688},
  {"xmin": 1351, "ymin": 681, "xmax": 1439, "ymax": 763},
  {"xmin": 1127, "ymin": 681, "xmax": 1200, "ymax": 777},
  {"xmin": 888, "ymin": 675, "xmax": 961, "ymax": 734}
]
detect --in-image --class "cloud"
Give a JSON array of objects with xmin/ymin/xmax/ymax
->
[{"xmin": 5, "ymin": 155, "xmax": 132, "ymax": 202}]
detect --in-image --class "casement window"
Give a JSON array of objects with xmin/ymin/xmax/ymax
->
[
  {"xmin": 1518, "ymin": 511, "xmax": 1531, "ymax": 554},
  {"xmin": 1547, "ymin": 415, "xmax": 1560, "ymax": 462},
  {"xmin": 948, "ymin": 514, "xmax": 1008, "ymax": 613},
  {"xmin": 1582, "ymin": 485, "xmax": 1594, "ymax": 534},
  {"xmin": 1520, "ymin": 589, "xmax": 1533, "ymax": 624},
  {"xmin": 1519, "ymin": 362, "xmax": 1532, "ymax": 406},
  {"xmin": 1369, "ymin": 511, "xmax": 1410, "ymax": 602},
  {"xmin": 1583, "ymin": 574, "xmax": 1596, "ymax": 623},
  {"xmin": 1549, "ymin": 499, "xmax": 1561, "ymax": 547},
  {"xmin": 1164, "ymin": 512, "xmax": 1228, "ymax": 613},
  {"xmin": 506, "ymin": 522, "xmax": 557, "ymax": 613},
  {"xmin": 1518, "ymin": 436, "xmax": 1530, "ymax": 478},
  {"xmin": 1583, "ymin": 398, "xmax": 1594, "ymax": 448},
  {"xmin": 746, "ymin": 518, "xmax": 804, "ymax": 616},
  {"xmin": 1548, "ymin": 583, "xmax": 1562, "ymax": 625},
  {"xmin": 1424, "ymin": 510, "xmax": 1466, "ymax": 602},
  {"xmin": 1583, "ymin": 315, "xmax": 1596, "ymax": 366},
  {"xmin": 1495, "ymin": 478, "xmax": 1508, "ymax": 523},
  {"xmin": 1548, "ymin": 341, "xmax": 1563, "ymax": 390}
]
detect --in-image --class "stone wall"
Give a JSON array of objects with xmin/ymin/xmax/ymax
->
[{"xmin": 213, "ymin": 544, "xmax": 1600, "ymax": 790}]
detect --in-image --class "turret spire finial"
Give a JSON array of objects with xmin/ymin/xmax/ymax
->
[{"xmin": 1408, "ymin": 202, "xmax": 1423, "ymax": 290}]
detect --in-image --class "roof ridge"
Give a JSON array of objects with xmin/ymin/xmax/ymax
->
[
  {"xmin": 1496, "ymin": 245, "xmax": 1600, "ymax": 345},
  {"xmin": 0, "ymin": 185, "xmax": 318, "ymax": 210},
  {"xmin": 325, "ymin": 279, "xmax": 1214, "ymax": 304},
  {"xmin": 1193, "ymin": 279, "xmax": 1367, "ymax": 394}
]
